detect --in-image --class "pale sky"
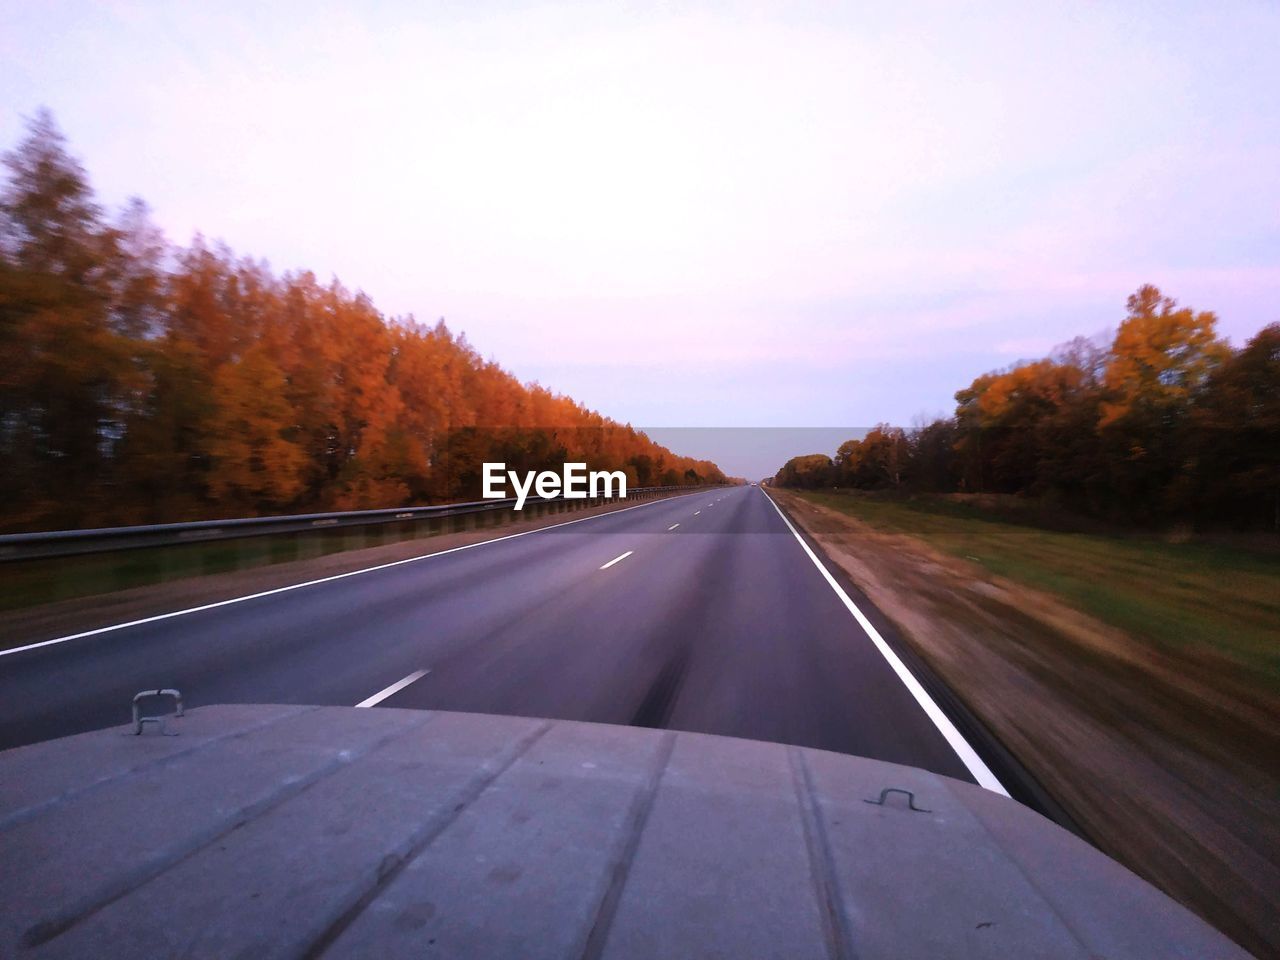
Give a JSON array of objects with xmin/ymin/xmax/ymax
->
[{"xmin": 3, "ymin": 1, "xmax": 1278, "ymax": 466}]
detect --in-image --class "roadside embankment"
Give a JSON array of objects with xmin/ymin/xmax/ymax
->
[
  {"xmin": 0, "ymin": 490, "xmax": 698, "ymax": 652},
  {"xmin": 769, "ymin": 487, "xmax": 1279, "ymax": 959}
]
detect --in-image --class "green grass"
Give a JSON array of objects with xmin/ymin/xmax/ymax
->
[
  {"xmin": 793, "ymin": 490, "xmax": 1280, "ymax": 685},
  {"xmin": 0, "ymin": 504, "xmax": 543, "ymax": 614}
]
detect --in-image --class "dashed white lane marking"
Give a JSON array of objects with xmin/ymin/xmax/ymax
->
[
  {"xmin": 1, "ymin": 490, "xmax": 707, "ymax": 659},
  {"xmin": 356, "ymin": 668, "xmax": 430, "ymax": 708},
  {"xmin": 668, "ymin": 524, "xmax": 680, "ymax": 531},
  {"xmin": 599, "ymin": 550, "xmax": 634, "ymax": 570},
  {"xmin": 694, "ymin": 510, "xmax": 701, "ymax": 515},
  {"xmin": 762, "ymin": 491, "xmax": 1009, "ymax": 797}
]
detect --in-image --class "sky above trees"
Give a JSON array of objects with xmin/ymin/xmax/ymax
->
[
  {"xmin": 776, "ymin": 291, "xmax": 1279, "ymax": 529},
  {"xmin": 0, "ymin": 112, "xmax": 727, "ymax": 531},
  {"xmin": 3, "ymin": 1, "xmax": 1277, "ymax": 431}
]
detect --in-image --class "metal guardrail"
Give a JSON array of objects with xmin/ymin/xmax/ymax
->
[{"xmin": 0, "ymin": 485, "xmax": 718, "ymax": 562}]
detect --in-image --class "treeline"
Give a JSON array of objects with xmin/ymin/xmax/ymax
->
[
  {"xmin": 0, "ymin": 111, "xmax": 724, "ymax": 533},
  {"xmin": 776, "ymin": 287, "xmax": 1279, "ymax": 529}
]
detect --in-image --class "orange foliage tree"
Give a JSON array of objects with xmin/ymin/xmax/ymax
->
[
  {"xmin": 0, "ymin": 112, "xmax": 724, "ymax": 531},
  {"xmin": 777, "ymin": 286, "xmax": 1277, "ymax": 529}
]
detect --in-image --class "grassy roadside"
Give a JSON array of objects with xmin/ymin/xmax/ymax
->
[
  {"xmin": 794, "ymin": 490, "xmax": 1280, "ymax": 688},
  {"xmin": 773, "ymin": 487, "xmax": 1280, "ymax": 956},
  {"xmin": 0, "ymin": 493, "xmax": 680, "ymax": 617},
  {"xmin": 0, "ymin": 490, "xmax": 710, "ymax": 653},
  {"xmin": 2, "ymin": 512, "xmax": 511, "ymax": 614}
]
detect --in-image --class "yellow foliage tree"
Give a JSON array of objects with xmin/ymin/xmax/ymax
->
[
  {"xmin": 1099, "ymin": 284, "xmax": 1228, "ymax": 428},
  {"xmin": 206, "ymin": 346, "xmax": 308, "ymax": 507}
]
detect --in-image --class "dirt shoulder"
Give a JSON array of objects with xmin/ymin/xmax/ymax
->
[
  {"xmin": 1, "ymin": 493, "xmax": 691, "ymax": 650},
  {"xmin": 769, "ymin": 488, "xmax": 1278, "ymax": 959}
]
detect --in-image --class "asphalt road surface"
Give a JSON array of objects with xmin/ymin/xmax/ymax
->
[{"xmin": 0, "ymin": 486, "xmax": 1000, "ymax": 789}]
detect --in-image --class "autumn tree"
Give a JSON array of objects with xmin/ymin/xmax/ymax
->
[
  {"xmin": 1100, "ymin": 285, "xmax": 1227, "ymax": 425},
  {"xmin": 833, "ymin": 437, "xmax": 863, "ymax": 486},
  {"xmin": 1097, "ymin": 285, "xmax": 1229, "ymax": 517},
  {"xmin": 776, "ymin": 454, "xmax": 835, "ymax": 489},
  {"xmin": 1189, "ymin": 324, "xmax": 1280, "ymax": 528},
  {"xmin": 0, "ymin": 110, "xmax": 141, "ymax": 525},
  {"xmin": 776, "ymin": 286, "xmax": 1275, "ymax": 531},
  {"xmin": 907, "ymin": 418, "xmax": 960, "ymax": 493},
  {"xmin": 953, "ymin": 360, "xmax": 1096, "ymax": 498},
  {"xmin": 205, "ymin": 345, "xmax": 308, "ymax": 508},
  {"xmin": 0, "ymin": 110, "xmax": 733, "ymax": 532},
  {"xmin": 853, "ymin": 425, "xmax": 909, "ymax": 489}
]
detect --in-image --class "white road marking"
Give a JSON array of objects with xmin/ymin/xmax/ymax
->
[
  {"xmin": 1, "ymin": 491, "xmax": 706, "ymax": 659},
  {"xmin": 668, "ymin": 524, "xmax": 680, "ymax": 531},
  {"xmin": 762, "ymin": 492, "xmax": 1010, "ymax": 796},
  {"xmin": 599, "ymin": 550, "xmax": 633, "ymax": 570},
  {"xmin": 355, "ymin": 668, "xmax": 430, "ymax": 708},
  {"xmin": 694, "ymin": 510, "xmax": 701, "ymax": 515}
]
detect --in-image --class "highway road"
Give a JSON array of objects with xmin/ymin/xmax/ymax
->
[{"xmin": 0, "ymin": 486, "xmax": 1003, "ymax": 791}]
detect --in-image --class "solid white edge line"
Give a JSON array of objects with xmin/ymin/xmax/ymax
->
[
  {"xmin": 667, "ymin": 523, "xmax": 680, "ymax": 531},
  {"xmin": 763, "ymin": 491, "xmax": 1010, "ymax": 796},
  {"xmin": 599, "ymin": 550, "xmax": 633, "ymax": 570},
  {"xmin": 2, "ymin": 491, "xmax": 705, "ymax": 658},
  {"xmin": 355, "ymin": 668, "xmax": 430, "ymax": 708}
]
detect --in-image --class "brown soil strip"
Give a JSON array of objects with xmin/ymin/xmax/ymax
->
[{"xmin": 770, "ymin": 488, "xmax": 1279, "ymax": 959}]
